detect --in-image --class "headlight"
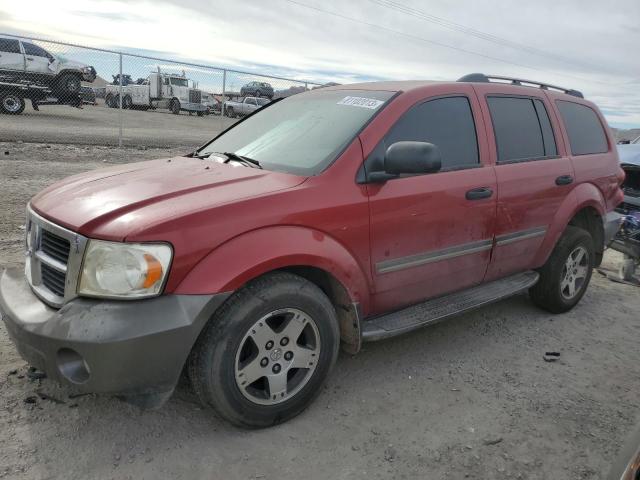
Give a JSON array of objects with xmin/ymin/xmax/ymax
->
[{"xmin": 78, "ymin": 240, "xmax": 172, "ymax": 299}]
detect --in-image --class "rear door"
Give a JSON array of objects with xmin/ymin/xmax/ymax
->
[
  {"xmin": 473, "ymin": 85, "xmax": 575, "ymax": 280},
  {"xmin": 366, "ymin": 90, "xmax": 497, "ymax": 313},
  {"xmin": 0, "ymin": 38, "xmax": 24, "ymax": 71}
]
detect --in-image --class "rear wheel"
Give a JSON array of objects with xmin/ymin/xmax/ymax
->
[
  {"xmin": 188, "ymin": 272, "xmax": 340, "ymax": 428},
  {"xmin": 530, "ymin": 226, "xmax": 594, "ymax": 313},
  {"xmin": 122, "ymin": 95, "xmax": 133, "ymax": 109},
  {"xmin": 0, "ymin": 92, "xmax": 25, "ymax": 114},
  {"xmin": 226, "ymin": 107, "xmax": 235, "ymax": 118}
]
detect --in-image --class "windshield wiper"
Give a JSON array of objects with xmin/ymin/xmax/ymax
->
[
  {"xmin": 192, "ymin": 151, "xmax": 261, "ymax": 169},
  {"xmin": 221, "ymin": 152, "xmax": 262, "ymax": 169}
]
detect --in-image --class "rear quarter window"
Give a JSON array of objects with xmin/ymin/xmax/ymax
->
[
  {"xmin": 556, "ymin": 101, "xmax": 608, "ymax": 155},
  {"xmin": 0, "ymin": 38, "xmax": 21, "ymax": 54}
]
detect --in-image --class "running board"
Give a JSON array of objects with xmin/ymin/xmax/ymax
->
[{"xmin": 361, "ymin": 271, "xmax": 539, "ymax": 342}]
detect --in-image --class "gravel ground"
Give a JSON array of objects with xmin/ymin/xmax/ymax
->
[
  {"xmin": 0, "ymin": 102, "xmax": 237, "ymax": 147},
  {"xmin": 1, "ymin": 142, "xmax": 639, "ymax": 480}
]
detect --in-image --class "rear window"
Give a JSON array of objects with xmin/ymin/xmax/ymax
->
[
  {"xmin": 0, "ymin": 38, "xmax": 21, "ymax": 54},
  {"xmin": 556, "ymin": 101, "xmax": 608, "ymax": 155},
  {"xmin": 487, "ymin": 96, "xmax": 557, "ymax": 163}
]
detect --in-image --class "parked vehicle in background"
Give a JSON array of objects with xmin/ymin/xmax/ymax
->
[
  {"xmin": 0, "ymin": 36, "xmax": 96, "ymax": 96},
  {"xmin": 105, "ymin": 69, "xmax": 207, "ymax": 115},
  {"xmin": 79, "ymin": 86, "xmax": 96, "ymax": 105},
  {"xmin": 224, "ymin": 96, "xmax": 270, "ymax": 117},
  {"xmin": 0, "ymin": 74, "xmax": 624, "ymax": 428},
  {"xmin": 201, "ymin": 92, "xmax": 221, "ymax": 115},
  {"xmin": 617, "ymin": 135, "xmax": 640, "ymax": 213},
  {"xmin": 240, "ymin": 81, "xmax": 274, "ymax": 99}
]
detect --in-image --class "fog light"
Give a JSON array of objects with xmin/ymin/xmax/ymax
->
[{"xmin": 56, "ymin": 348, "xmax": 90, "ymax": 384}]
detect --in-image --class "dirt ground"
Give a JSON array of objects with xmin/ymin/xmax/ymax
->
[{"xmin": 1, "ymin": 142, "xmax": 640, "ymax": 480}]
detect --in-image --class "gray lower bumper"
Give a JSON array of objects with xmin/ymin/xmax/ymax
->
[
  {"xmin": 603, "ymin": 211, "xmax": 625, "ymax": 247},
  {"xmin": 182, "ymin": 102, "xmax": 207, "ymax": 112},
  {"xmin": 0, "ymin": 268, "xmax": 229, "ymax": 398}
]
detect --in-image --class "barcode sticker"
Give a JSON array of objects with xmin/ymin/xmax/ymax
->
[{"xmin": 337, "ymin": 96, "xmax": 384, "ymax": 109}]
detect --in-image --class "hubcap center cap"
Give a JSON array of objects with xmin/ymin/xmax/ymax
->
[{"xmin": 270, "ymin": 348, "xmax": 283, "ymax": 362}]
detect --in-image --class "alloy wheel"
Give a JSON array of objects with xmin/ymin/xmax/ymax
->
[
  {"xmin": 560, "ymin": 246, "xmax": 589, "ymax": 300},
  {"xmin": 234, "ymin": 308, "xmax": 321, "ymax": 405}
]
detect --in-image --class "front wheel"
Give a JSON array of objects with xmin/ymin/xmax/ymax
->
[
  {"xmin": 188, "ymin": 272, "xmax": 340, "ymax": 428},
  {"xmin": 170, "ymin": 99, "xmax": 180, "ymax": 114},
  {"xmin": 55, "ymin": 72, "xmax": 82, "ymax": 95},
  {"xmin": 530, "ymin": 226, "xmax": 594, "ymax": 313}
]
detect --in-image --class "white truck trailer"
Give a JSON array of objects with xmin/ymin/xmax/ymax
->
[{"xmin": 105, "ymin": 69, "xmax": 207, "ymax": 115}]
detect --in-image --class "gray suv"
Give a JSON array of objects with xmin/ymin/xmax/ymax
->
[{"xmin": 240, "ymin": 81, "xmax": 274, "ymax": 99}]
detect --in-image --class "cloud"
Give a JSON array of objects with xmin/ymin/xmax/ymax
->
[{"xmin": 0, "ymin": 0, "xmax": 639, "ymax": 126}]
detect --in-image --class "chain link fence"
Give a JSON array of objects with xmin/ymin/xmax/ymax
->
[{"xmin": 0, "ymin": 33, "xmax": 324, "ymax": 148}]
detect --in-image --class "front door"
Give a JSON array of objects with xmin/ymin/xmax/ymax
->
[
  {"xmin": 22, "ymin": 41, "xmax": 55, "ymax": 77},
  {"xmin": 0, "ymin": 38, "xmax": 24, "ymax": 71},
  {"xmin": 366, "ymin": 92, "xmax": 497, "ymax": 314}
]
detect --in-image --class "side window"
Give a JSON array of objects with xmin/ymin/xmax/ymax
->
[
  {"xmin": 487, "ymin": 96, "xmax": 557, "ymax": 162},
  {"xmin": 0, "ymin": 38, "xmax": 21, "ymax": 54},
  {"xmin": 22, "ymin": 42, "xmax": 51, "ymax": 59},
  {"xmin": 556, "ymin": 101, "xmax": 608, "ymax": 155},
  {"xmin": 385, "ymin": 96, "xmax": 479, "ymax": 169}
]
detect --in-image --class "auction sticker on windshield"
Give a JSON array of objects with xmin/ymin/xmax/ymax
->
[{"xmin": 337, "ymin": 96, "xmax": 384, "ymax": 109}]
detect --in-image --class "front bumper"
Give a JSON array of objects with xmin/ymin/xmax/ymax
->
[
  {"xmin": 0, "ymin": 268, "xmax": 229, "ymax": 399},
  {"xmin": 181, "ymin": 102, "xmax": 208, "ymax": 112}
]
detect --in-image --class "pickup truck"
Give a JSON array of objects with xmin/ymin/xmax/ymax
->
[
  {"xmin": 0, "ymin": 74, "xmax": 624, "ymax": 428},
  {"xmin": 224, "ymin": 96, "xmax": 270, "ymax": 117}
]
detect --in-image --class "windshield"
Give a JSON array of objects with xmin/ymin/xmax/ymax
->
[
  {"xmin": 199, "ymin": 89, "xmax": 394, "ymax": 175},
  {"xmin": 170, "ymin": 77, "xmax": 188, "ymax": 87}
]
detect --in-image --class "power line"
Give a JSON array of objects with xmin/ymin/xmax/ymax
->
[
  {"xmin": 367, "ymin": 0, "xmax": 594, "ymax": 70},
  {"xmin": 280, "ymin": 0, "xmax": 609, "ymax": 87}
]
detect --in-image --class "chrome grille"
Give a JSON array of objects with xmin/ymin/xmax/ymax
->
[
  {"xmin": 41, "ymin": 230, "xmax": 71, "ymax": 264},
  {"xmin": 189, "ymin": 89, "xmax": 201, "ymax": 104},
  {"xmin": 25, "ymin": 206, "xmax": 88, "ymax": 308},
  {"xmin": 41, "ymin": 263, "xmax": 66, "ymax": 297}
]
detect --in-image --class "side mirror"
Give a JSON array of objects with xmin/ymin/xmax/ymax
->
[{"xmin": 368, "ymin": 141, "xmax": 442, "ymax": 182}]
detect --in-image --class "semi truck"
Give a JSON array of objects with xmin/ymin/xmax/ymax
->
[{"xmin": 105, "ymin": 69, "xmax": 207, "ymax": 115}]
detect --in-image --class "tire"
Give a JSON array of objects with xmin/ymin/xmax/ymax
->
[
  {"xmin": 0, "ymin": 92, "xmax": 26, "ymax": 114},
  {"xmin": 188, "ymin": 272, "xmax": 340, "ymax": 428},
  {"xmin": 529, "ymin": 226, "xmax": 594, "ymax": 313},
  {"xmin": 122, "ymin": 95, "xmax": 133, "ymax": 109},
  {"xmin": 55, "ymin": 72, "xmax": 82, "ymax": 95},
  {"xmin": 170, "ymin": 99, "xmax": 180, "ymax": 115},
  {"xmin": 226, "ymin": 107, "xmax": 235, "ymax": 118},
  {"xmin": 197, "ymin": 111, "xmax": 205, "ymax": 117},
  {"xmin": 105, "ymin": 94, "xmax": 115, "ymax": 108}
]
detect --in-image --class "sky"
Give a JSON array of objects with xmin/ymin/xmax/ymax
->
[{"xmin": 0, "ymin": 0, "xmax": 639, "ymax": 129}]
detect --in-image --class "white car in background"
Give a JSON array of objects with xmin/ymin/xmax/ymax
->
[
  {"xmin": 0, "ymin": 36, "xmax": 96, "ymax": 95},
  {"xmin": 617, "ymin": 135, "xmax": 640, "ymax": 212}
]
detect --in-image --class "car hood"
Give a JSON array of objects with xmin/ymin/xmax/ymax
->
[
  {"xmin": 618, "ymin": 144, "xmax": 640, "ymax": 167},
  {"xmin": 30, "ymin": 156, "xmax": 306, "ymax": 240}
]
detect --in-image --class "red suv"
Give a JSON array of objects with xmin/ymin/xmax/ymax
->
[{"xmin": 0, "ymin": 73, "xmax": 625, "ymax": 427}]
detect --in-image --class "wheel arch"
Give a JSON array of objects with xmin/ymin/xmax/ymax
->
[
  {"xmin": 533, "ymin": 183, "xmax": 606, "ymax": 267},
  {"xmin": 173, "ymin": 226, "xmax": 370, "ymax": 353}
]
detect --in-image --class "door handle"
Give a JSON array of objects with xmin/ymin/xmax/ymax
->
[
  {"xmin": 26, "ymin": 57, "xmax": 34, "ymax": 61},
  {"xmin": 555, "ymin": 175, "xmax": 574, "ymax": 186},
  {"xmin": 466, "ymin": 187, "xmax": 494, "ymax": 200}
]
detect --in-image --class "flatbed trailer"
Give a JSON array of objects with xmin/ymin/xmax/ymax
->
[{"xmin": 0, "ymin": 75, "xmax": 82, "ymax": 115}]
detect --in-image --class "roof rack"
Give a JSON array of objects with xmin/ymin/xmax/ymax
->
[{"xmin": 457, "ymin": 73, "xmax": 583, "ymax": 98}]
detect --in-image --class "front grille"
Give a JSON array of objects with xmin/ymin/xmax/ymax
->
[
  {"xmin": 41, "ymin": 230, "xmax": 71, "ymax": 264},
  {"xmin": 41, "ymin": 263, "xmax": 66, "ymax": 297},
  {"xmin": 189, "ymin": 89, "xmax": 201, "ymax": 104},
  {"xmin": 25, "ymin": 206, "xmax": 88, "ymax": 307}
]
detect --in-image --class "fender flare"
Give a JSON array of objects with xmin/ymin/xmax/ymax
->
[
  {"xmin": 174, "ymin": 225, "xmax": 371, "ymax": 312},
  {"xmin": 533, "ymin": 183, "xmax": 605, "ymax": 267}
]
